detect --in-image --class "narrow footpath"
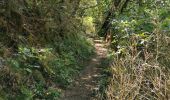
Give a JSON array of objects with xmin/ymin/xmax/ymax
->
[{"xmin": 60, "ymin": 38, "xmax": 108, "ymax": 100}]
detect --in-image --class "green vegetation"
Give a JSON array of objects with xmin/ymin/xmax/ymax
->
[
  {"xmin": 0, "ymin": 0, "xmax": 94, "ymax": 99},
  {"xmin": 0, "ymin": 0, "xmax": 170, "ymax": 99},
  {"xmin": 97, "ymin": 0, "xmax": 170, "ymax": 100}
]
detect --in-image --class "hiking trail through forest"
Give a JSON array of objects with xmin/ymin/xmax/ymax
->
[{"xmin": 60, "ymin": 38, "xmax": 108, "ymax": 100}]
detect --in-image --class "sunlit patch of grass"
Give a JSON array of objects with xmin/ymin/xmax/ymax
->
[
  {"xmin": 104, "ymin": 33, "xmax": 170, "ymax": 100},
  {"xmin": 106, "ymin": 56, "xmax": 170, "ymax": 100}
]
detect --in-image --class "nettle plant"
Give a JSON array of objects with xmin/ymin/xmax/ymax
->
[{"xmin": 8, "ymin": 46, "xmax": 54, "ymax": 75}]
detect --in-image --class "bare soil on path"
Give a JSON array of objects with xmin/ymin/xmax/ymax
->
[{"xmin": 60, "ymin": 38, "xmax": 107, "ymax": 100}]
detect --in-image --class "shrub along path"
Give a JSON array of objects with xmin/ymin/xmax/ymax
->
[{"xmin": 60, "ymin": 38, "xmax": 108, "ymax": 100}]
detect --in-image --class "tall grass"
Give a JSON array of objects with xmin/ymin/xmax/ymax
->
[{"xmin": 104, "ymin": 33, "xmax": 170, "ymax": 100}]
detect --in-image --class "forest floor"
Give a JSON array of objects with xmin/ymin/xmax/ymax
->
[{"xmin": 60, "ymin": 37, "xmax": 108, "ymax": 100}]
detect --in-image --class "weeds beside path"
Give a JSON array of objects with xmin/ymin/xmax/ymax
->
[{"xmin": 60, "ymin": 37, "xmax": 108, "ymax": 100}]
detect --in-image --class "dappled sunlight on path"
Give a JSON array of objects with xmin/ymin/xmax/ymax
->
[{"xmin": 60, "ymin": 37, "xmax": 107, "ymax": 100}]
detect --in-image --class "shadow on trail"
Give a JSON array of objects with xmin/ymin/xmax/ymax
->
[{"xmin": 60, "ymin": 38, "xmax": 108, "ymax": 100}]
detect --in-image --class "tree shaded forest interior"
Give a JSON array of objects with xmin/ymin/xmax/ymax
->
[{"xmin": 0, "ymin": 0, "xmax": 170, "ymax": 99}]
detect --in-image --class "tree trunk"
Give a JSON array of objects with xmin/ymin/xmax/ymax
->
[{"xmin": 98, "ymin": 0, "xmax": 130, "ymax": 38}]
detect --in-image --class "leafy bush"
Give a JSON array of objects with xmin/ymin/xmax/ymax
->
[
  {"xmin": 100, "ymin": 1, "xmax": 170, "ymax": 99},
  {"xmin": 0, "ymin": 0, "xmax": 96, "ymax": 99},
  {"xmin": 0, "ymin": 32, "xmax": 94, "ymax": 98}
]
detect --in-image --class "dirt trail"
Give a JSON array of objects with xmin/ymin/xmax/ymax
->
[{"xmin": 60, "ymin": 38, "xmax": 107, "ymax": 100}]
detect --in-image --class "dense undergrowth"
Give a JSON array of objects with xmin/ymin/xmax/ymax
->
[
  {"xmin": 0, "ymin": 34, "xmax": 94, "ymax": 99},
  {"xmin": 0, "ymin": 0, "xmax": 94, "ymax": 99},
  {"xmin": 98, "ymin": 0, "xmax": 170, "ymax": 100}
]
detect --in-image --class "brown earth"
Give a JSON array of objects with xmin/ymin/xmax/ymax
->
[{"xmin": 60, "ymin": 38, "xmax": 108, "ymax": 100}]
